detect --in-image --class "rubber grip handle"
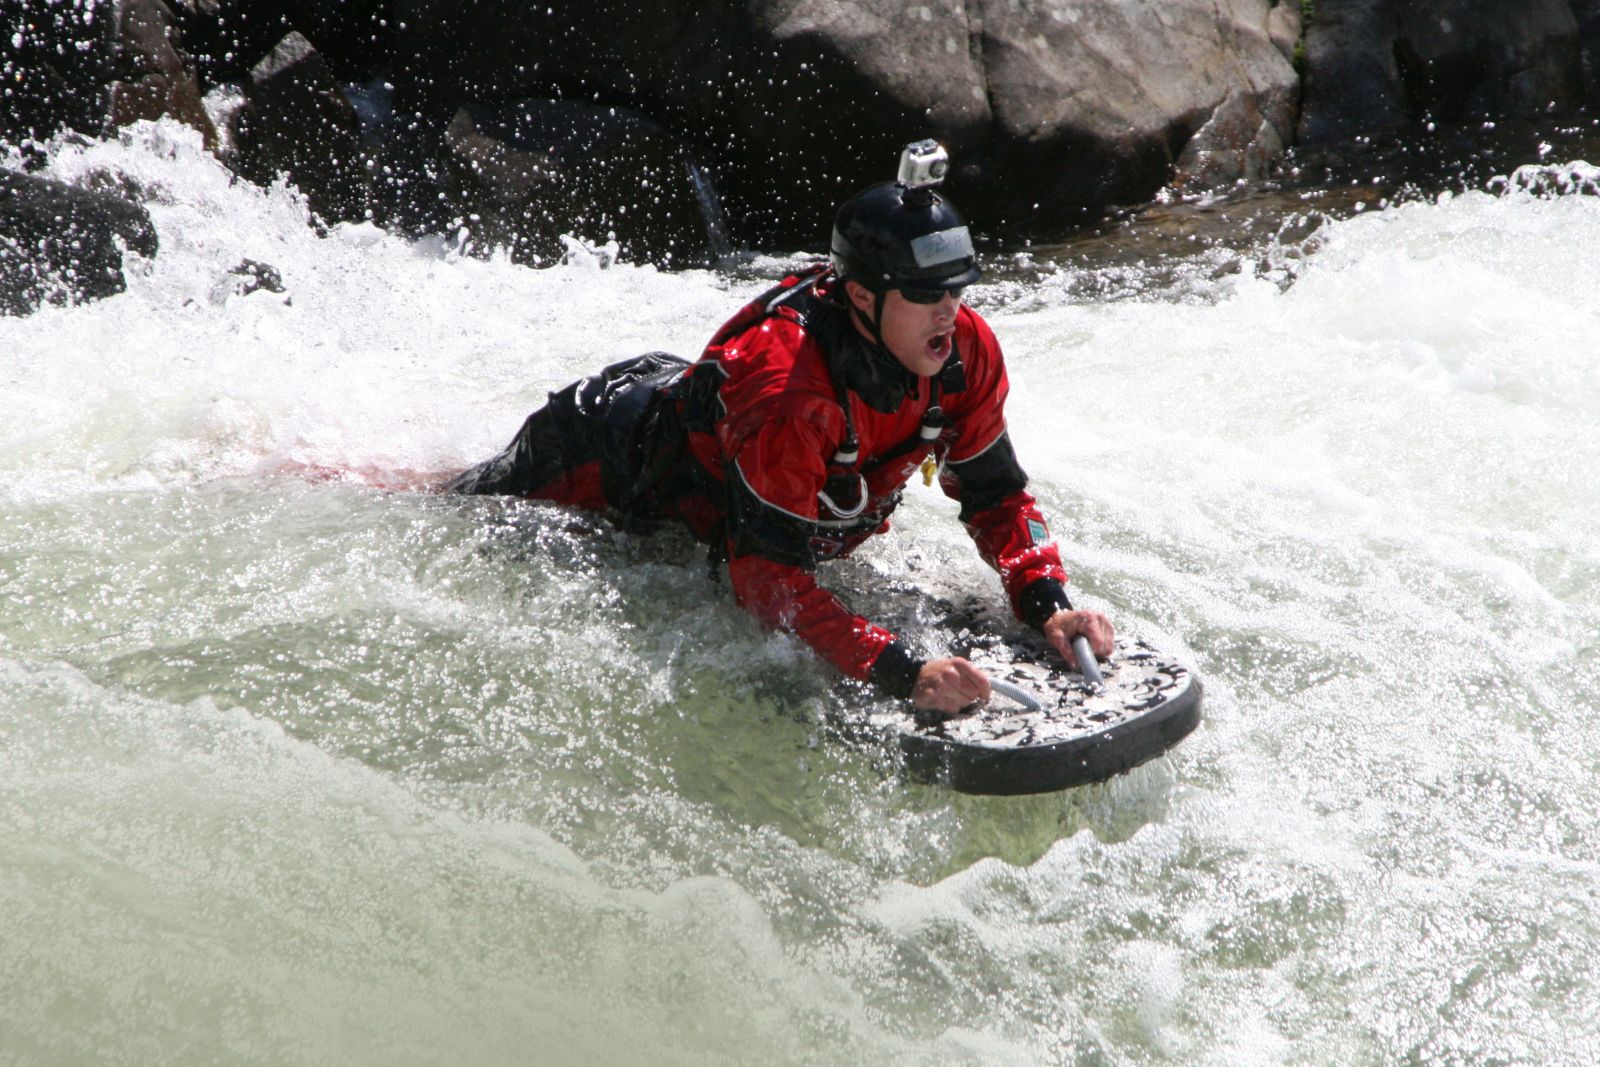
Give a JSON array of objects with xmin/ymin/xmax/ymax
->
[
  {"xmin": 1071, "ymin": 635, "xmax": 1104, "ymax": 686},
  {"xmin": 988, "ymin": 677, "xmax": 1044, "ymax": 712}
]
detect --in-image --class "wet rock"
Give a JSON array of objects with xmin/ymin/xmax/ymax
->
[
  {"xmin": 0, "ymin": 169, "xmax": 159, "ymax": 316},
  {"xmin": 977, "ymin": 0, "xmax": 1300, "ymax": 224},
  {"xmin": 11, "ymin": 0, "xmax": 1595, "ymax": 265},
  {"xmin": 232, "ymin": 31, "xmax": 369, "ymax": 221},
  {"xmin": 391, "ymin": 0, "xmax": 1299, "ymax": 243},
  {"xmin": 106, "ymin": 0, "xmax": 218, "ymax": 147},
  {"xmin": 1300, "ymin": 0, "xmax": 1586, "ymax": 144},
  {"xmin": 228, "ymin": 258, "xmax": 285, "ymax": 295},
  {"xmin": 206, "ymin": 257, "xmax": 289, "ymax": 304},
  {"xmin": 1281, "ymin": 119, "xmax": 1600, "ymax": 204},
  {"xmin": 441, "ymin": 100, "xmax": 714, "ymax": 266},
  {"xmin": 1171, "ymin": 88, "xmax": 1292, "ymax": 194}
]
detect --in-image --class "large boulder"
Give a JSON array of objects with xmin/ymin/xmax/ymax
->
[
  {"xmin": 440, "ymin": 100, "xmax": 716, "ymax": 266},
  {"xmin": 973, "ymin": 0, "xmax": 1300, "ymax": 224},
  {"xmin": 1300, "ymin": 0, "xmax": 1587, "ymax": 144},
  {"xmin": 0, "ymin": 169, "xmax": 159, "ymax": 315},
  {"xmin": 106, "ymin": 0, "xmax": 218, "ymax": 148},
  {"xmin": 232, "ymin": 32, "xmax": 369, "ymax": 221},
  {"xmin": 391, "ymin": 0, "xmax": 1300, "ymax": 243}
]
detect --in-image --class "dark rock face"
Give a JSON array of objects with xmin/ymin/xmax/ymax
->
[
  {"xmin": 232, "ymin": 32, "xmax": 369, "ymax": 222},
  {"xmin": 391, "ymin": 0, "xmax": 1301, "ymax": 244},
  {"xmin": 172, "ymin": 0, "xmax": 393, "ymax": 85},
  {"xmin": 1298, "ymin": 0, "xmax": 1404, "ymax": 145},
  {"xmin": 1399, "ymin": 3, "xmax": 1583, "ymax": 120},
  {"xmin": 0, "ymin": 0, "xmax": 114, "ymax": 145},
  {"xmin": 1572, "ymin": 0, "xmax": 1600, "ymax": 89},
  {"xmin": 0, "ymin": 0, "xmax": 216, "ymax": 148},
  {"xmin": 7, "ymin": 0, "xmax": 1599, "ymax": 270},
  {"xmin": 0, "ymin": 170, "xmax": 159, "ymax": 315},
  {"xmin": 1300, "ymin": 0, "xmax": 1587, "ymax": 144},
  {"xmin": 441, "ymin": 101, "xmax": 715, "ymax": 266}
]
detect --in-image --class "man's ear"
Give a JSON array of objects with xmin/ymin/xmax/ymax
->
[{"xmin": 843, "ymin": 279, "xmax": 876, "ymax": 315}]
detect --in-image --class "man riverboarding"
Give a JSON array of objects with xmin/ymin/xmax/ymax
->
[{"xmin": 446, "ymin": 141, "xmax": 1113, "ymax": 713}]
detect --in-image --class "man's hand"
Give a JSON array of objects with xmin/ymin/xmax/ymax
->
[
  {"xmin": 911, "ymin": 656, "xmax": 991, "ymax": 715},
  {"xmin": 1043, "ymin": 609, "xmax": 1115, "ymax": 672}
]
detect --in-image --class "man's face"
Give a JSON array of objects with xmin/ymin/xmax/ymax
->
[{"xmin": 846, "ymin": 282, "xmax": 962, "ymax": 378}]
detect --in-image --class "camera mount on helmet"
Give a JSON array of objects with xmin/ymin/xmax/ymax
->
[
  {"xmin": 829, "ymin": 141, "xmax": 981, "ymax": 298},
  {"xmin": 896, "ymin": 139, "xmax": 949, "ymax": 206}
]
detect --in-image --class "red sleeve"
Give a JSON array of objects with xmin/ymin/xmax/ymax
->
[
  {"xmin": 944, "ymin": 310, "xmax": 1011, "ymax": 464},
  {"xmin": 721, "ymin": 413, "xmax": 903, "ymax": 682},
  {"xmin": 940, "ymin": 310, "xmax": 1071, "ymax": 626},
  {"xmin": 729, "ymin": 555, "xmax": 899, "ymax": 682}
]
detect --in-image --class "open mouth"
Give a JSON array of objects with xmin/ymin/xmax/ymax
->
[{"xmin": 926, "ymin": 330, "xmax": 953, "ymax": 360}]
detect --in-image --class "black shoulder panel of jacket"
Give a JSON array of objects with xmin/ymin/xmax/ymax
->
[
  {"xmin": 724, "ymin": 461, "xmax": 817, "ymax": 570},
  {"xmin": 944, "ymin": 430, "xmax": 1028, "ymax": 522}
]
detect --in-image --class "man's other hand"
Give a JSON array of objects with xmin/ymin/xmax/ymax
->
[{"xmin": 1043, "ymin": 610, "xmax": 1115, "ymax": 672}]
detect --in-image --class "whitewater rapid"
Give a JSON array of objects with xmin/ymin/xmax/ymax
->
[{"xmin": 3, "ymin": 122, "xmax": 1599, "ymax": 1065}]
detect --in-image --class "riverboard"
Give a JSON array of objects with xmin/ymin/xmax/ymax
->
[{"xmin": 879, "ymin": 598, "xmax": 1203, "ymax": 795}]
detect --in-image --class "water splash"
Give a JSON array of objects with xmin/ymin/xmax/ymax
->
[
  {"xmin": 5, "ymin": 120, "xmax": 1600, "ymax": 1064},
  {"xmin": 686, "ymin": 153, "xmax": 735, "ymax": 260}
]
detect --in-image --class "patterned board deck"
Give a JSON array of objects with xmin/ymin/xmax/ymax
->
[{"xmin": 878, "ymin": 599, "xmax": 1203, "ymax": 795}]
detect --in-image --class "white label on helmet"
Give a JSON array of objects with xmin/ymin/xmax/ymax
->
[{"xmin": 910, "ymin": 226, "xmax": 974, "ymax": 269}]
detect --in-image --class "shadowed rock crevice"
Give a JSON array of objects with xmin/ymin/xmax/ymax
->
[
  {"xmin": 1300, "ymin": 0, "xmax": 1586, "ymax": 142},
  {"xmin": 441, "ymin": 101, "xmax": 715, "ymax": 267}
]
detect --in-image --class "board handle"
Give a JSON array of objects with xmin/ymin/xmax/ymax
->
[
  {"xmin": 1071, "ymin": 635, "xmax": 1104, "ymax": 686},
  {"xmin": 987, "ymin": 677, "xmax": 1044, "ymax": 712}
]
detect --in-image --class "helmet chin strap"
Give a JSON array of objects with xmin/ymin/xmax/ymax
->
[{"xmin": 848, "ymin": 287, "xmax": 890, "ymax": 353}]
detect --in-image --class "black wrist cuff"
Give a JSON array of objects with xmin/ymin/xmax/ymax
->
[
  {"xmin": 869, "ymin": 640, "xmax": 925, "ymax": 701},
  {"xmin": 1019, "ymin": 578, "xmax": 1073, "ymax": 632}
]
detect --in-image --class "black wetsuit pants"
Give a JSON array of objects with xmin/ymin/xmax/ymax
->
[{"xmin": 444, "ymin": 352, "xmax": 691, "ymax": 514}]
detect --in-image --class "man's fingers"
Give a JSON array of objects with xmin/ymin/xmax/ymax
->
[
  {"xmin": 912, "ymin": 657, "xmax": 991, "ymax": 714},
  {"xmin": 1086, "ymin": 615, "xmax": 1115, "ymax": 658},
  {"xmin": 951, "ymin": 659, "xmax": 991, "ymax": 701},
  {"xmin": 1044, "ymin": 610, "xmax": 1117, "ymax": 663},
  {"xmin": 932, "ymin": 660, "xmax": 989, "ymax": 705}
]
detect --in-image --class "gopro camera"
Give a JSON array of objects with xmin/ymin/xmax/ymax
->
[{"xmin": 896, "ymin": 139, "xmax": 949, "ymax": 189}]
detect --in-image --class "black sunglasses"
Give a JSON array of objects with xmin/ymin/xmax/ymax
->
[{"xmin": 900, "ymin": 285, "xmax": 964, "ymax": 305}]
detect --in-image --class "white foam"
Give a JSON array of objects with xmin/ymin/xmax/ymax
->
[{"xmin": 6, "ymin": 121, "xmax": 1600, "ymax": 1064}]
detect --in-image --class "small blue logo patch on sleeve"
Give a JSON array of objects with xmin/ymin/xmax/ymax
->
[{"xmin": 1028, "ymin": 519, "xmax": 1050, "ymax": 544}]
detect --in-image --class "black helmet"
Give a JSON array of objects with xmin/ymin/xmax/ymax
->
[{"xmin": 830, "ymin": 142, "xmax": 982, "ymax": 294}]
